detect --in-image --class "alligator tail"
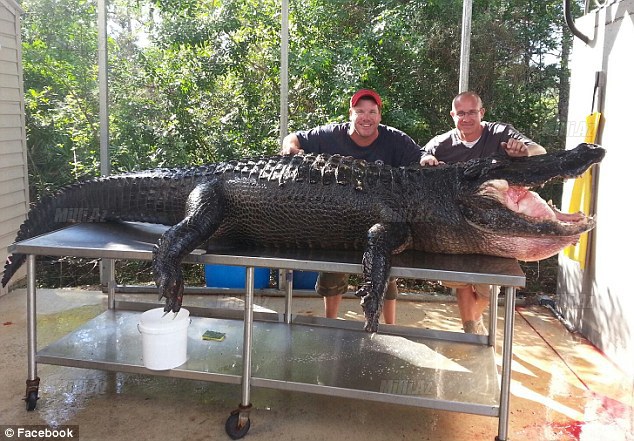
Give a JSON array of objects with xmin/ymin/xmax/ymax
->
[{"xmin": 1, "ymin": 166, "xmax": 216, "ymax": 287}]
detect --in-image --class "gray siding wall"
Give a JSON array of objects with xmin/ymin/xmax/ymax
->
[{"xmin": 0, "ymin": 0, "xmax": 28, "ymax": 295}]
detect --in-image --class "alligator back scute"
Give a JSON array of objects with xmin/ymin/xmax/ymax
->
[
  {"xmin": 209, "ymin": 153, "xmax": 401, "ymax": 191},
  {"xmin": 236, "ymin": 155, "xmax": 410, "ymax": 249}
]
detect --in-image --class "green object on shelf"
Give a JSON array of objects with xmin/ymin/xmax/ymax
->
[{"xmin": 202, "ymin": 330, "xmax": 226, "ymax": 342}]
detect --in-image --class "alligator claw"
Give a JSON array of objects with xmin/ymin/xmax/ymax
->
[
  {"xmin": 162, "ymin": 310, "xmax": 180, "ymax": 319},
  {"xmin": 155, "ymin": 271, "xmax": 184, "ymax": 313},
  {"xmin": 162, "ymin": 288, "xmax": 183, "ymax": 313},
  {"xmin": 363, "ymin": 315, "xmax": 379, "ymax": 333},
  {"xmin": 357, "ymin": 286, "xmax": 380, "ymax": 333}
]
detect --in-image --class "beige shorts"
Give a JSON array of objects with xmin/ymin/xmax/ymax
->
[
  {"xmin": 441, "ymin": 281, "xmax": 491, "ymax": 299},
  {"xmin": 316, "ymin": 272, "xmax": 398, "ymax": 300}
]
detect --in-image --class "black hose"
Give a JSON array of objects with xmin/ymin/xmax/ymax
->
[
  {"xmin": 538, "ymin": 295, "xmax": 577, "ymax": 333},
  {"xmin": 564, "ymin": 0, "xmax": 591, "ymax": 44}
]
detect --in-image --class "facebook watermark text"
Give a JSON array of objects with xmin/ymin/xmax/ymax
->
[{"xmin": 1, "ymin": 426, "xmax": 79, "ymax": 440}]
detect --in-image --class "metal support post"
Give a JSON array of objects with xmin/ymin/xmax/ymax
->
[
  {"xmin": 459, "ymin": 0, "xmax": 473, "ymax": 92},
  {"xmin": 496, "ymin": 286, "xmax": 516, "ymax": 441},
  {"xmin": 26, "ymin": 254, "xmax": 37, "ymax": 382},
  {"xmin": 106, "ymin": 259, "xmax": 116, "ymax": 309},
  {"xmin": 488, "ymin": 285, "xmax": 499, "ymax": 347},
  {"xmin": 284, "ymin": 269, "xmax": 293, "ymax": 324},
  {"xmin": 238, "ymin": 266, "xmax": 255, "ymax": 426}
]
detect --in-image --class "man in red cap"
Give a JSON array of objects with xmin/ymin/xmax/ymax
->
[
  {"xmin": 282, "ymin": 89, "xmax": 421, "ymax": 164},
  {"xmin": 281, "ymin": 88, "xmax": 422, "ymax": 324}
]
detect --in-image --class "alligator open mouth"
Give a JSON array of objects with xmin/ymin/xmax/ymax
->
[
  {"xmin": 476, "ymin": 179, "xmax": 593, "ymax": 235},
  {"xmin": 459, "ymin": 143, "xmax": 605, "ymax": 241}
]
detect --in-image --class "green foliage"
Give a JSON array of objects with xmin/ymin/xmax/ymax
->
[
  {"xmin": 22, "ymin": 0, "xmax": 571, "ymax": 201},
  {"xmin": 284, "ymin": 0, "xmax": 569, "ymax": 151},
  {"xmin": 107, "ymin": 0, "xmax": 283, "ymax": 168},
  {"xmin": 21, "ymin": 0, "xmax": 100, "ymax": 196}
]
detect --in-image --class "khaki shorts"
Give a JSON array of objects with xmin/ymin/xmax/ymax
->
[
  {"xmin": 316, "ymin": 272, "xmax": 398, "ymax": 300},
  {"xmin": 441, "ymin": 281, "xmax": 491, "ymax": 299}
]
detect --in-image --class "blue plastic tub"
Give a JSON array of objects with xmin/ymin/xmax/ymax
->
[
  {"xmin": 204, "ymin": 264, "xmax": 270, "ymax": 289},
  {"xmin": 292, "ymin": 270, "xmax": 319, "ymax": 290}
]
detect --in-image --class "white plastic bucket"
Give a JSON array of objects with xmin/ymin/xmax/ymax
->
[{"xmin": 138, "ymin": 307, "xmax": 190, "ymax": 370}]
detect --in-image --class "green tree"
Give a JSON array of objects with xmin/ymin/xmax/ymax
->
[
  {"xmin": 21, "ymin": 0, "xmax": 573, "ymax": 197},
  {"xmin": 285, "ymin": 0, "xmax": 570, "ymax": 150},
  {"xmin": 108, "ymin": 0, "xmax": 284, "ymax": 168},
  {"xmin": 21, "ymin": 0, "xmax": 100, "ymax": 196}
]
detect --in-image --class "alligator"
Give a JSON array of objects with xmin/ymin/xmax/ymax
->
[{"xmin": 2, "ymin": 143, "xmax": 605, "ymax": 332}]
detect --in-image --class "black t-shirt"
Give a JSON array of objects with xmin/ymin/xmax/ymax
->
[
  {"xmin": 295, "ymin": 122, "xmax": 422, "ymax": 166},
  {"xmin": 421, "ymin": 121, "xmax": 536, "ymax": 163}
]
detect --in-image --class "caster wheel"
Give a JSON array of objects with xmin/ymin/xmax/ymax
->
[
  {"xmin": 25, "ymin": 390, "xmax": 38, "ymax": 411},
  {"xmin": 225, "ymin": 412, "xmax": 250, "ymax": 440}
]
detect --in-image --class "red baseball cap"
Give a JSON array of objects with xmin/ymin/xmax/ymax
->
[{"xmin": 350, "ymin": 89, "xmax": 382, "ymax": 108}]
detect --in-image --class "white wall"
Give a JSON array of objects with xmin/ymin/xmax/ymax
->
[
  {"xmin": 0, "ymin": 0, "xmax": 28, "ymax": 295},
  {"xmin": 558, "ymin": 0, "xmax": 634, "ymax": 376}
]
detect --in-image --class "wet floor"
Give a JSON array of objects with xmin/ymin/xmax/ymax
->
[{"xmin": 0, "ymin": 288, "xmax": 632, "ymax": 441}]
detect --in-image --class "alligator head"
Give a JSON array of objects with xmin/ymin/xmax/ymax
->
[{"xmin": 444, "ymin": 142, "xmax": 606, "ymax": 261}]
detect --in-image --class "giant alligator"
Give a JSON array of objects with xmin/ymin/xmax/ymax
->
[{"xmin": 2, "ymin": 143, "xmax": 605, "ymax": 332}]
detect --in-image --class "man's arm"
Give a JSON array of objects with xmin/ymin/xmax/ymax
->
[{"xmin": 280, "ymin": 133, "xmax": 304, "ymax": 155}]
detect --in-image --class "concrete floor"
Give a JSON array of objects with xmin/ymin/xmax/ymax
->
[{"xmin": 0, "ymin": 287, "xmax": 632, "ymax": 441}]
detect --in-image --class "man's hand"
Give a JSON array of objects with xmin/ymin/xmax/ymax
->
[
  {"xmin": 420, "ymin": 155, "xmax": 443, "ymax": 166},
  {"xmin": 502, "ymin": 138, "xmax": 530, "ymax": 157},
  {"xmin": 280, "ymin": 134, "xmax": 304, "ymax": 155},
  {"xmin": 502, "ymin": 138, "xmax": 547, "ymax": 157}
]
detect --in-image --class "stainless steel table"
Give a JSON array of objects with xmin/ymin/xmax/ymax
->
[{"xmin": 11, "ymin": 221, "xmax": 525, "ymax": 440}]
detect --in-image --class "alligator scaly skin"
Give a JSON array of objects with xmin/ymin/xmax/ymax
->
[{"xmin": 2, "ymin": 145, "xmax": 606, "ymax": 332}]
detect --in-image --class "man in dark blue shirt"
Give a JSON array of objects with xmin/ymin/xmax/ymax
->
[{"xmin": 281, "ymin": 89, "xmax": 422, "ymax": 324}]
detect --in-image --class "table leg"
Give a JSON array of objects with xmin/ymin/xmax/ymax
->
[
  {"xmin": 284, "ymin": 269, "xmax": 293, "ymax": 324},
  {"xmin": 496, "ymin": 286, "xmax": 516, "ymax": 441},
  {"xmin": 105, "ymin": 258, "xmax": 116, "ymax": 309},
  {"xmin": 238, "ymin": 266, "xmax": 255, "ymax": 427},
  {"xmin": 227, "ymin": 266, "xmax": 255, "ymax": 438},
  {"xmin": 25, "ymin": 255, "xmax": 40, "ymax": 410},
  {"xmin": 488, "ymin": 285, "xmax": 499, "ymax": 347}
]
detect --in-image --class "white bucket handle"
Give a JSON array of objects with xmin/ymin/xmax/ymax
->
[{"xmin": 137, "ymin": 318, "xmax": 191, "ymax": 334}]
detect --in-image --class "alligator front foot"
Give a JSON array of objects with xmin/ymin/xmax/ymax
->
[
  {"xmin": 357, "ymin": 286, "xmax": 380, "ymax": 333},
  {"xmin": 155, "ymin": 268, "xmax": 184, "ymax": 313}
]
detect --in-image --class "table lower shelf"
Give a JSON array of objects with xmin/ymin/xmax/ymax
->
[{"xmin": 36, "ymin": 309, "xmax": 501, "ymax": 416}]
